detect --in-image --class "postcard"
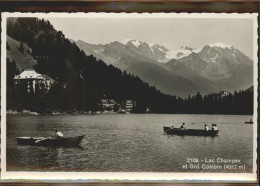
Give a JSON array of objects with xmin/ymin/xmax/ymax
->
[{"xmin": 1, "ymin": 12, "xmax": 258, "ymax": 182}]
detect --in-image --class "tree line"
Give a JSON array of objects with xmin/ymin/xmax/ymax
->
[{"xmin": 6, "ymin": 17, "xmax": 253, "ymax": 115}]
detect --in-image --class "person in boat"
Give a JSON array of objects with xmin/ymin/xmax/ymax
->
[
  {"xmin": 180, "ymin": 123, "xmax": 185, "ymax": 129},
  {"xmin": 171, "ymin": 125, "xmax": 174, "ymax": 129},
  {"xmin": 55, "ymin": 128, "xmax": 64, "ymax": 138},
  {"xmin": 250, "ymin": 119, "xmax": 253, "ymax": 123},
  {"xmin": 211, "ymin": 124, "xmax": 217, "ymax": 131},
  {"xmin": 204, "ymin": 124, "xmax": 209, "ymax": 131}
]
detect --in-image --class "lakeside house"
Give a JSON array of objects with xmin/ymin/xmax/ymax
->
[
  {"xmin": 125, "ymin": 100, "xmax": 133, "ymax": 112},
  {"xmin": 14, "ymin": 69, "xmax": 53, "ymax": 95},
  {"xmin": 100, "ymin": 99, "xmax": 134, "ymax": 113},
  {"xmin": 101, "ymin": 99, "xmax": 116, "ymax": 111},
  {"xmin": 211, "ymin": 91, "xmax": 228, "ymax": 101}
]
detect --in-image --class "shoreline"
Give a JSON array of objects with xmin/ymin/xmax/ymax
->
[{"xmin": 6, "ymin": 110, "xmax": 253, "ymax": 116}]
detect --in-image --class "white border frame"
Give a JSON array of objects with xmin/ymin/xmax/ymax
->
[{"xmin": 1, "ymin": 12, "xmax": 258, "ymax": 182}]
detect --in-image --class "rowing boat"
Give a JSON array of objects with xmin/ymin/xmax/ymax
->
[
  {"xmin": 16, "ymin": 135, "xmax": 85, "ymax": 147},
  {"xmin": 163, "ymin": 126, "xmax": 219, "ymax": 136}
]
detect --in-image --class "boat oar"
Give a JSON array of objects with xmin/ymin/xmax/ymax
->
[{"xmin": 35, "ymin": 137, "xmax": 46, "ymax": 144}]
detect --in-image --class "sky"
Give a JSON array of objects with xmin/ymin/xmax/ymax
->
[{"xmin": 46, "ymin": 17, "xmax": 254, "ymax": 59}]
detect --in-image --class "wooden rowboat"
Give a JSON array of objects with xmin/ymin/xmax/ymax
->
[
  {"xmin": 17, "ymin": 135, "xmax": 85, "ymax": 147},
  {"xmin": 163, "ymin": 126, "xmax": 219, "ymax": 136}
]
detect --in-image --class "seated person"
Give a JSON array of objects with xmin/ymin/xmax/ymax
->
[
  {"xmin": 211, "ymin": 124, "xmax": 217, "ymax": 130},
  {"xmin": 180, "ymin": 123, "xmax": 185, "ymax": 129},
  {"xmin": 55, "ymin": 128, "xmax": 64, "ymax": 138},
  {"xmin": 204, "ymin": 124, "xmax": 209, "ymax": 131}
]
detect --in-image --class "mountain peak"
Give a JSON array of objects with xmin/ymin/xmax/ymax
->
[
  {"xmin": 122, "ymin": 39, "xmax": 164, "ymax": 50},
  {"xmin": 122, "ymin": 39, "xmax": 131, "ymax": 44},
  {"xmin": 77, "ymin": 40, "xmax": 85, "ymax": 43},
  {"xmin": 122, "ymin": 39, "xmax": 142, "ymax": 47},
  {"xmin": 110, "ymin": 41, "xmax": 122, "ymax": 45},
  {"xmin": 164, "ymin": 46, "xmax": 198, "ymax": 61},
  {"xmin": 208, "ymin": 43, "xmax": 233, "ymax": 49},
  {"xmin": 179, "ymin": 46, "xmax": 193, "ymax": 51}
]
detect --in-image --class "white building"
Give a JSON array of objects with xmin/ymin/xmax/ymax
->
[
  {"xmin": 14, "ymin": 70, "xmax": 52, "ymax": 94},
  {"xmin": 212, "ymin": 91, "xmax": 228, "ymax": 101},
  {"xmin": 125, "ymin": 100, "xmax": 133, "ymax": 112},
  {"xmin": 101, "ymin": 99, "xmax": 116, "ymax": 110}
]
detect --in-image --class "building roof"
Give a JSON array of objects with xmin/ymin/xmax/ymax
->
[{"xmin": 14, "ymin": 70, "xmax": 44, "ymax": 80}]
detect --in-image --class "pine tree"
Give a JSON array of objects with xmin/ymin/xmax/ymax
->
[
  {"xmin": 7, "ymin": 42, "xmax": 10, "ymax": 50},
  {"xmin": 19, "ymin": 41, "xmax": 24, "ymax": 53}
]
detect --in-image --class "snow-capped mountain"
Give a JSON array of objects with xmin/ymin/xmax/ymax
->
[
  {"xmin": 166, "ymin": 43, "xmax": 253, "ymax": 92},
  {"xmin": 75, "ymin": 39, "xmax": 253, "ymax": 97},
  {"xmin": 122, "ymin": 39, "xmax": 168, "ymax": 62},
  {"xmin": 163, "ymin": 46, "xmax": 201, "ymax": 62},
  {"xmin": 197, "ymin": 43, "xmax": 252, "ymax": 64},
  {"xmin": 162, "ymin": 42, "xmax": 252, "ymax": 64},
  {"xmin": 122, "ymin": 39, "xmax": 168, "ymax": 52},
  {"xmin": 76, "ymin": 38, "xmax": 251, "ymax": 65},
  {"xmin": 76, "ymin": 39, "xmax": 169, "ymax": 65}
]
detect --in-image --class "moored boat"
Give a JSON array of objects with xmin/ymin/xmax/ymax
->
[
  {"xmin": 118, "ymin": 109, "xmax": 126, "ymax": 114},
  {"xmin": 245, "ymin": 119, "xmax": 253, "ymax": 124},
  {"xmin": 17, "ymin": 135, "xmax": 85, "ymax": 147},
  {"xmin": 163, "ymin": 126, "xmax": 219, "ymax": 136}
]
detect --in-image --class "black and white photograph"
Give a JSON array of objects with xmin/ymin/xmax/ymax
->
[{"xmin": 1, "ymin": 13, "xmax": 257, "ymax": 181}]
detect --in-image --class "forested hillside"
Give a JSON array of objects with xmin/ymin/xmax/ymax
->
[
  {"xmin": 6, "ymin": 17, "xmax": 253, "ymax": 115},
  {"xmin": 6, "ymin": 18, "xmax": 181, "ymax": 113}
]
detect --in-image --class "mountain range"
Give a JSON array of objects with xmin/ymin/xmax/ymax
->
[{"xmin": 75, "ymin": 39, "xmax": 253, "ymax": 97}]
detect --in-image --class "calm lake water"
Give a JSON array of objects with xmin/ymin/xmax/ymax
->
[{"xmin": 6, "ymin": 114, "xmax": 253, "ymax": 172}]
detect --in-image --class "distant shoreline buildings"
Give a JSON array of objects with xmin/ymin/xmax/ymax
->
[
  {"xmin": 13, "ymin": 70, "xmax": 134, "ymax": 113},
  {"xmin": 13, "ymin": 70, "xmax": 231, "ymax": 114},
  {"xmin": 211, "ymin": 91, "xmax": 228, "ymax": 101},
  {"xmin": 101, "ymin": 99, "xmax": 134, "ymax": 113}
]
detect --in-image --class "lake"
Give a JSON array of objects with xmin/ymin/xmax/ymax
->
[{"xmin": 6, "ymin": 114, "xmax": 253, "ymax": 172}]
